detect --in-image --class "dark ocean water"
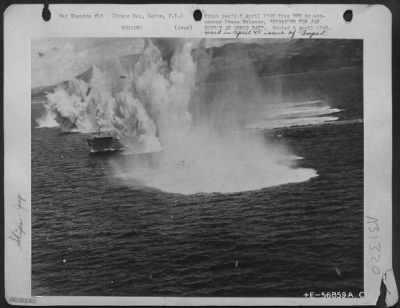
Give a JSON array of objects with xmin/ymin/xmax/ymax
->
[{"xmin": 31, "ymin": 70, "xmax": 363, "ymax": 297}]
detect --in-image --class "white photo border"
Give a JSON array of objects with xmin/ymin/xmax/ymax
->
[{"xmin": 4, "ymin": 4, "xmax": 395, "ymax": 306}]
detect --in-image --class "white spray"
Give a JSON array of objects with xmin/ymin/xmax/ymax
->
[
  {"xmin": 111, "ymin": 39, "xmax": 318, "ymax": 194},
  {"xmin": 39, "ymin": 39, "xmax": 318, "ymax": 194}
]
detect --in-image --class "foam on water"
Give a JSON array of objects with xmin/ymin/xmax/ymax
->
[{"xmin": 112, "ymin": 128, "xmax": 318, "ymax": 195}]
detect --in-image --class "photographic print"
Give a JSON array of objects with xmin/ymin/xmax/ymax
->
[{"xmin": 31, "ymin": 37, "xmax": 364, "ymax": 297}]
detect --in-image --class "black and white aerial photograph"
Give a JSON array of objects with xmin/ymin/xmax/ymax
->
[{"xmin": 31, "ymin": 37, "xmax": 363, "ymax": 297}]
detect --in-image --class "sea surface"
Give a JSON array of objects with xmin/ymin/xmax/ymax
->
[{"xmin": 31, "ymin": 68, "xmax": 363, "ymax": 297}]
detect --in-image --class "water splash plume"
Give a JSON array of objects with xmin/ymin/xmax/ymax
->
[{"xmin": 40, "ymin": 39, "xmax": 319, "ymax": 194}]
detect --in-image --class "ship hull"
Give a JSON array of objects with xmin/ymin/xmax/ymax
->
[{"xmin": 87, "ymin": 135, "xmax": 125, "ymax": 153}]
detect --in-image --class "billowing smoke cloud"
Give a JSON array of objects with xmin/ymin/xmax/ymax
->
[{"xmin": 39, "ymin": 38, "xmax": 318, "ymax": 194}]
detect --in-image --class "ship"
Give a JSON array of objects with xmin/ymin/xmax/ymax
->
[{"xmin": 87, "ymin": 131, "xmax": 126, "ymax": 153}]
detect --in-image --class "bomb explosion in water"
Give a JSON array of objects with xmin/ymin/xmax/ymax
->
[{"xmin": 37, "ymin": 38, "xmax": 318, "ymax": 194}]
